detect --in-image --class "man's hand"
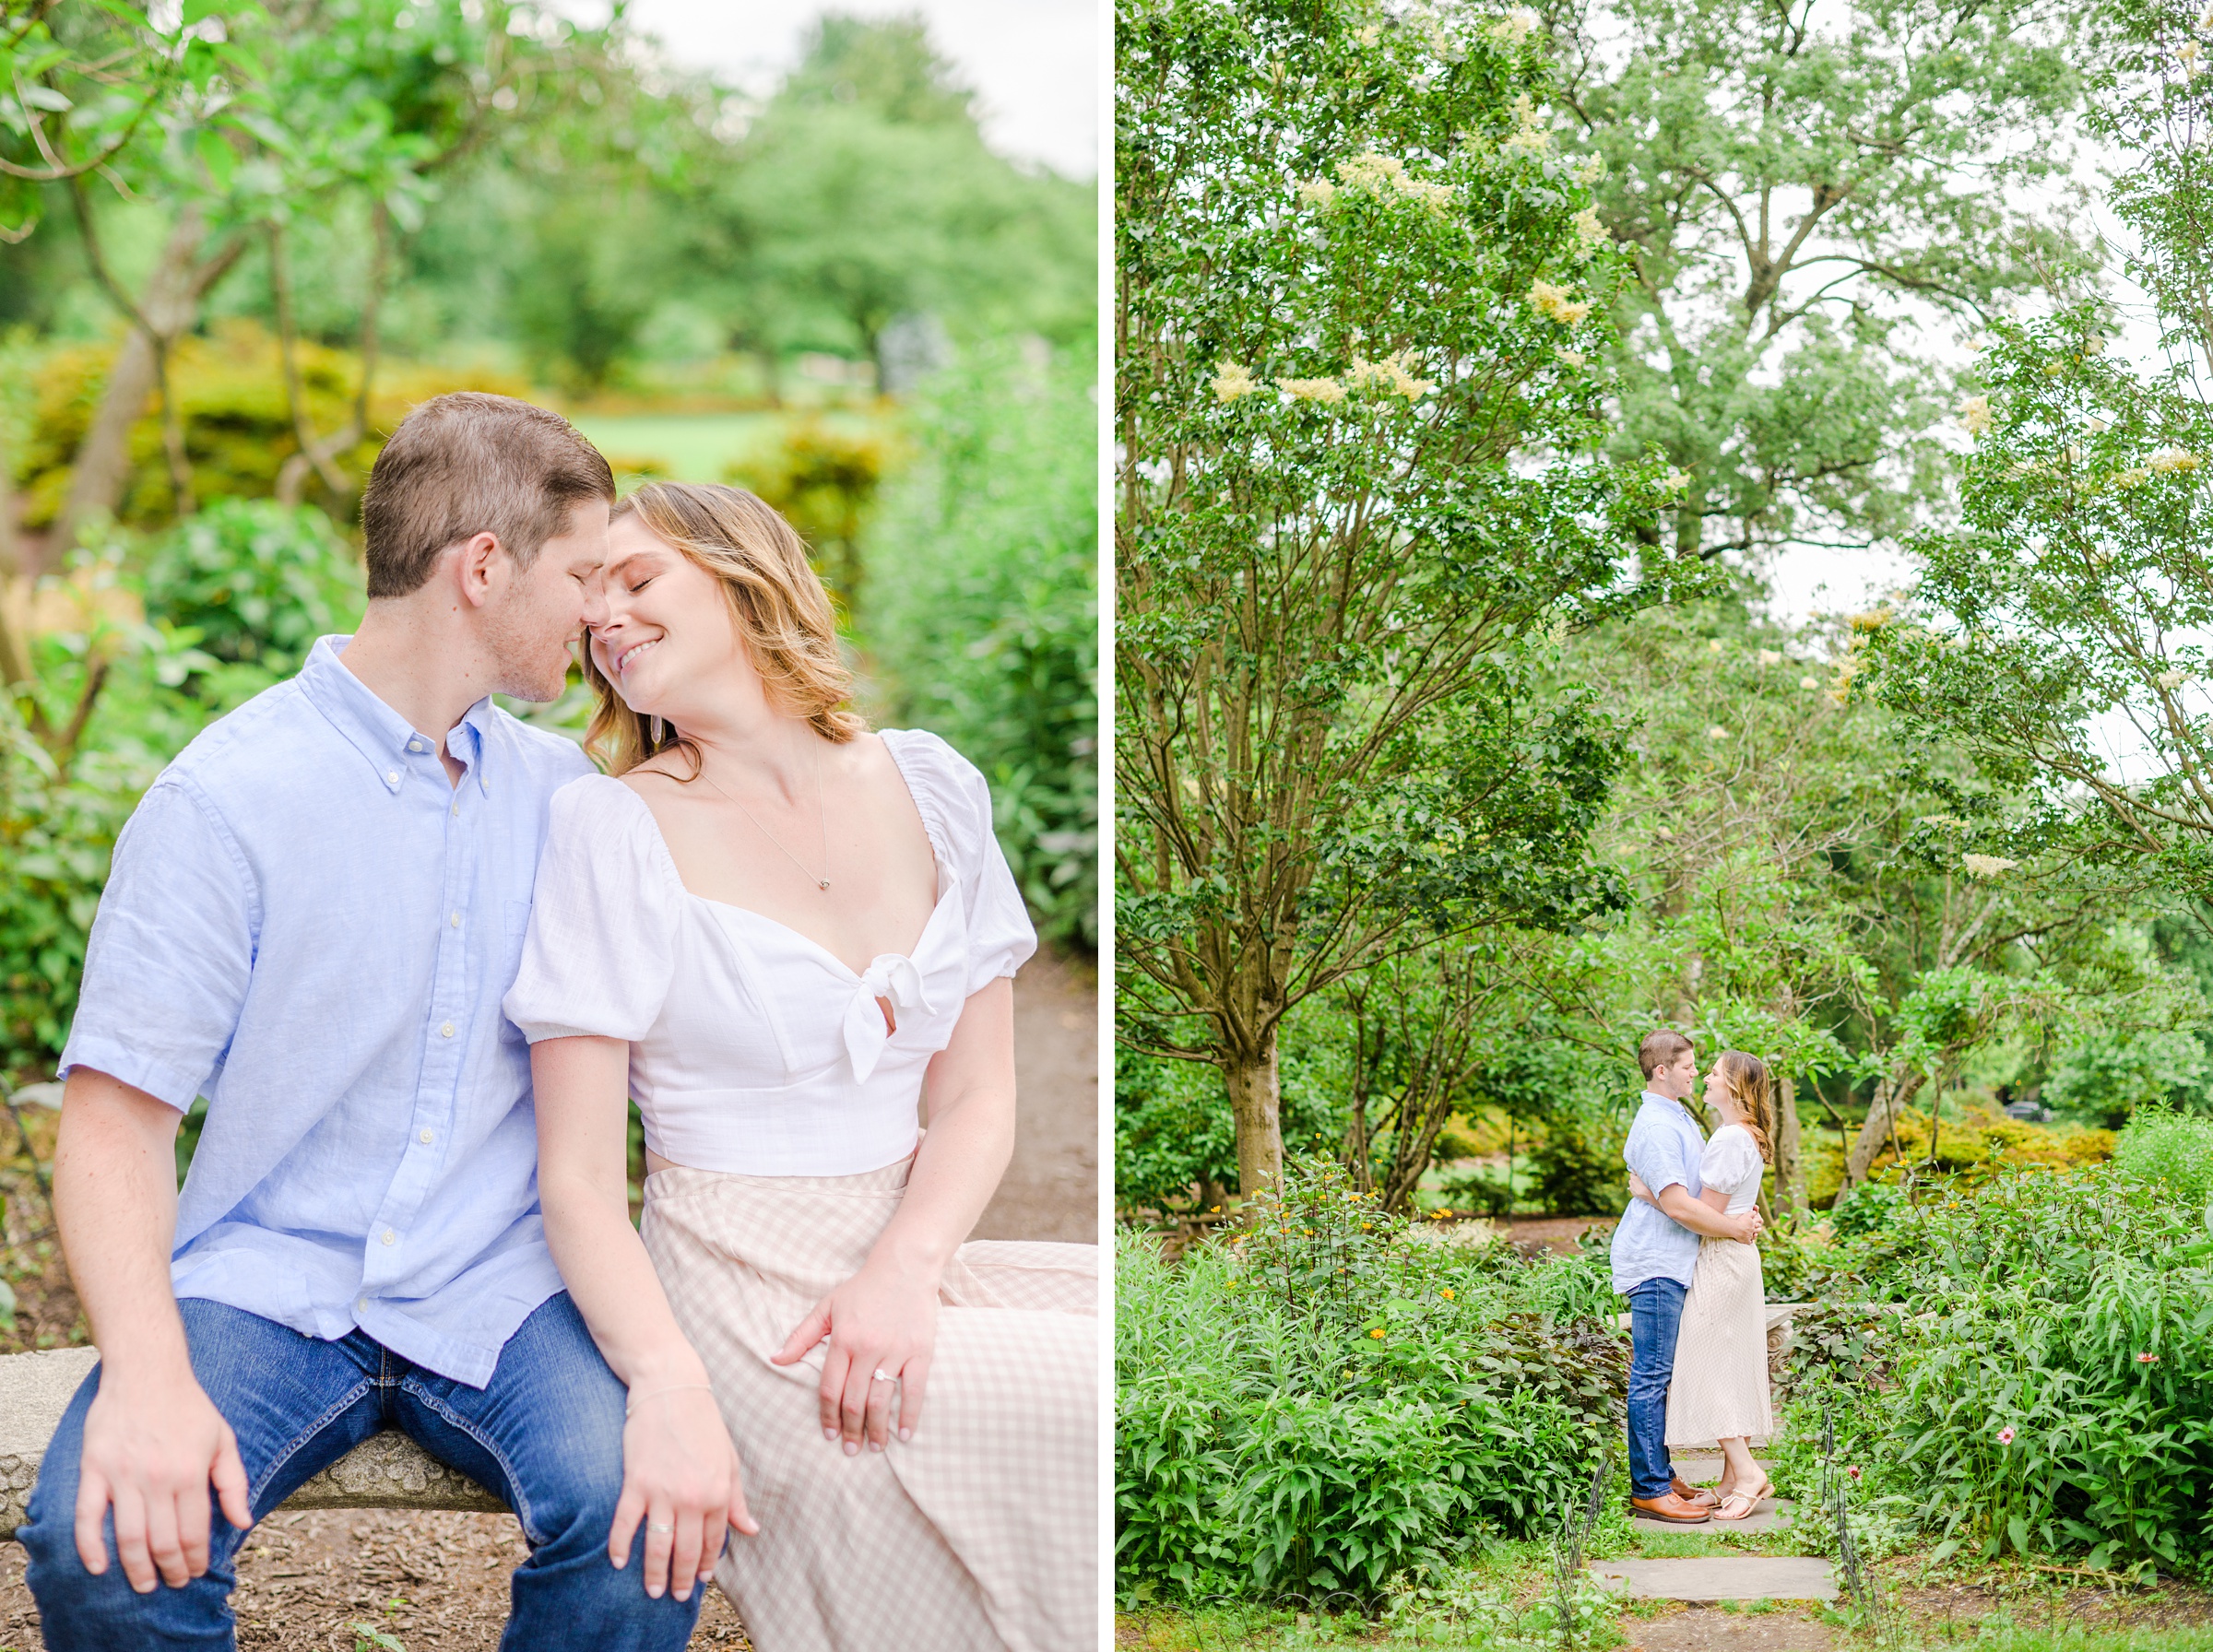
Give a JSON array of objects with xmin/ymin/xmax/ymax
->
[
  {"xmin": 608, "ymin": 1386, "xmax": 756, "ymax": 1602},
  {"xmin": 75, "ymin": 1369, "xmax": 251, "ymax": 1592}
]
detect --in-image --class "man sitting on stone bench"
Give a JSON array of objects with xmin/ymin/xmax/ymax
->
[{"xmin": 21, "ymin": 395, "xmax": 749, "ymax": 1652}]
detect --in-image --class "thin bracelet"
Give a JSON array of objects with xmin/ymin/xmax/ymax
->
[{"xmin": 625, "ymin": 1382, "xmax": 716, "ymax": 1416}]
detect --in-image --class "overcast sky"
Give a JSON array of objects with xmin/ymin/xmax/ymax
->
[{"xmin": 602, "ymin": 0, "xmax": 1100, "ymax": 178}]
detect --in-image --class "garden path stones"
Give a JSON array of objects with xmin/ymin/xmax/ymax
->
[{"xmin": 1591, "ymin": 1557, "xmax": 1838, "ymax": 1601}]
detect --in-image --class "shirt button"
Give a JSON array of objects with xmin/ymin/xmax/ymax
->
[
  {"xmin": 420, "ymin": 1129, "xmax": 434, "ymax": 1144},
  {"xmin": 450, "ymin": 913, "xmax": 461, "ymax": 927},
  {"xmin": 381, "ymin": 1229, "xmax": 396, "ymax": 1245},
  {"xmin": 452, "ymin": 802, "xmax": 461, "ymax": 817},
  {"xmin": 357, "ymin": 1297, "xmax": 368, "ymax": 1314},
  {"xmin": 440, "ymin": 1021, "xmax": 455, "ymax": 1038},
  {"xmin": 409, "ymin": 738, "xmax": 426, "ymax": 753},
  {"xmin": 385, "ymin": 771, "xmax": 399, "ymax": 785}
]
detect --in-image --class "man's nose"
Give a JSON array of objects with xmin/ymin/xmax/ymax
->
[{"xmin": 580, "ymin": 580, "xmax": 611, "ymax": 630}]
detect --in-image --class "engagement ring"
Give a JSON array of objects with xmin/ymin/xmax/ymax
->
[
  {"xmin": 872, "ymin": 1368, "xmax": 895, "ymax": 1384},
  {"xmin": 648, "ymin": 1521, "xmax": 675, "ymax": 1535}
]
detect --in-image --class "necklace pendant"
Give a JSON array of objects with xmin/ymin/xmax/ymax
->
[{"xmin": 819, "ymin": 879, "xmax": 831, "ymax": 891}]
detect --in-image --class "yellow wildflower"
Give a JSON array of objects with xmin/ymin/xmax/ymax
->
[{"xmin": 1368, "ymin": 1328, "xmax": 1386, "ymax": 1339}]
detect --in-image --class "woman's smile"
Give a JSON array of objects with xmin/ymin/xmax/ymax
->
[{"xmin": 616, "ymin": 636, "xmax": 663, "ymax": 675}]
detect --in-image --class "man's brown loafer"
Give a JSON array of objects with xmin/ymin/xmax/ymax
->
[
  {"xmin": 1629, "ymin": 1492, "xmax": 1713, "ymax": 1524},
  {"xmin": 1672, "ymin": 1476, "xmax": 1720, "ymax": 1508}
]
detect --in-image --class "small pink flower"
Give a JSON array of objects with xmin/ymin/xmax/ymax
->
[
  {"xmin": 1847, "ymin": 1465, "xmax": 1862, "ymax": 1481},
  {"xmin": 1997, "ymin": 1426, "xmax": 2016, "ymax": 1445},
  {"xmin": 2136, "ymin": 1352, "xmax": 2160, "ymax": 1364}
]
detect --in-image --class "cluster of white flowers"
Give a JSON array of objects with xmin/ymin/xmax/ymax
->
[
  {"xmin": 1573, "ymin": 205, "xmax": 1607, "ymax": 250},
  {"xmin": 1356, "ymin": 23, "xmax": 1383, "ymax": 45},
  {"xmin": 2150, "ymin": 446, "xmax": 2201, "ymax": 474},
  {"xmin": 1707, "ymin": 638, "xmax": 1725, "ymax": 654},
  {"xmin": 1502, "ymin": 91, "xmax": 1553, "ymax": 154},
  {"xmin": 1212, "ymin": 360, "xmax": 1261, "ymax": 402},
  {"xmin": 1347, "ymin": 349, "xmax": 1439, "ymax": 400},
  {"xmin": 1572, "ymin": 153, "xmax": 1605, "ymax": 183},
  {"xmin": 1959, "ymin": 395, "xmax": 1993, "ymax": 437},
  {"xmin": 1555, "ymin": 347, "xmax": 1587, "ymax": 368},
  {"xmin": 1278, "ymin": 377, "xmax": 1348, "ymax": 404},
  {"xmin": 1487, "ymin": 7, "xmax": 1539, "ymax": 41},
  {"xmin": 1799, "ymin": 675, "xmax": 1822, "ymax": 691},
  {"xmin": 1705, "ymin": 725, "xmax": 1731, "ymax": 741},
  {"xmin": 2157, "ymin": 668, "xmax": 2189, "ymax": 690},
  {"xmin": 1530, "ymin": 278, "xmax": 1592, "ymax": 325},
  {"xmin": 1297, "ymin": 179, "xmax": 1339, "ymax": 208},
  {"xmin": 1962, "ymin": 855, "xmax": 2021, "ymax": 879},
  {"xmin": 2182, "ymin": 39, "xmax": 2204, "ymax": 72},
  {"xmin": 2117, "ymin": 467, "xmax": 2152, "ymax": 489},
  {"xmin": 1663, "ymin": 466, "xmax": 1692, "ymax": 495},
  {"xmin": 1757, "ymin": 649, "xmax": 1784, "ymax": 667},
  {"xmin": 1327, "ymin": 151, "xmax": 1455, "ymax": 214}
]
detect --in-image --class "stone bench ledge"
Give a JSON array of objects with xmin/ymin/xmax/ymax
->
[{"xmin": 0, "ymin": 1347, "xmax": 505, "ymax": 1540}]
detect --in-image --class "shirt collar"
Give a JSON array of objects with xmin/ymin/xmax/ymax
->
[
  {"xmin": 1640, "ymin": 1091, "xmax": 1698, "ymax": 1121},
  {"xmin": 299, "ymin": 635, "xmax": 494, "ymax": 796}
]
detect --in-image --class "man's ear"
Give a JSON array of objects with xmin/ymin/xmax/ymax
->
[{"xmin": 455, "ymin": 532, "xmax": 506, "ymax": 610}]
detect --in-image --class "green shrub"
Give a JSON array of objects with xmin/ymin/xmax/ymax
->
[
  {"xmin": 864, "ymin": 343, "xmax": 1095, "ymax": 950},
  {"xmin": 1777, "ymin": 1167, "xmax": 2213, "ymax": 1575},
  {"xmin": 2112, "ymin": 1106, "xmax": 2213, "ymax": 1209},
  {"xmin": 2043, "ymin": 1030, "xmax": 2212, "ymax": 1127},
  {"xmin": 141, "ymin": 499, "xmax": 366, "ymax": 676},
  {"xmin": 1116, "ymin": 1158, "xmax": 1626, "ymax": 1605}
]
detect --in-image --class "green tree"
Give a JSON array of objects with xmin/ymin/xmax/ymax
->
[
  {"xmin": 1115, "ymin": 0, "xmax": 1683, "ymax": 1197},
  {"xmin": 1865, "ymin": 0, "xmax": 2213, "ymax": 904},
  {"xmin": 1547, "ymin": 0, "xmax": 2091, "ymax": 561}
]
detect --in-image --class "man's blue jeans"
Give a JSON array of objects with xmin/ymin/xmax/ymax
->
[
  {"xmin": 1625, "ymin": 1278, "xmax": 1686, "ymax": 1500},
  {"xmin": 21, "ymin": 1293, "xmax": 701, "ymax": 1652}
]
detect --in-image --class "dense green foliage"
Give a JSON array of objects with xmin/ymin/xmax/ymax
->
[
  {"xmin": 1117, "ymin": 1160, "xmax": 1624, "ymax": 1604},
  {"xmin": 1763, "ymin": 1112, "xmax": 2213, "ymax": 1576},
  {"xmin": 142, "ymin": 499, "xmax": 363, "ymax": 675},
  {"xmin": 866, "ymin": 346, "xmax": 1097, "ymax": 948}
]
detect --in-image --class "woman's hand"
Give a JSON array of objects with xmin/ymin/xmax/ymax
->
[
  {"xmin": 609, "ymin": 1385, "xmax": 758, "ymax": 1603},
  {"xmin": 1628, "ymin": 1171, "xmax": 1656, "ymax": 1206},
  {"xmin": 771, "ymin": 1258, "xmax": 940, "ymax": 1453}
]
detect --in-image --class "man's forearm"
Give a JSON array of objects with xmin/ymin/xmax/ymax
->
[{"xmin": 54, "ymin": 1068, "xmax": 192, "ymax": 1376}]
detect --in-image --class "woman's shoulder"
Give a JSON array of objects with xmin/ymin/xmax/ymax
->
[
  {"xmin": 877, "ymin": 726, "xmax": 993, "ymax": 843},
  {"xmin": 545, "ymin": 773, "xmax": 680, "ymax": 888}
]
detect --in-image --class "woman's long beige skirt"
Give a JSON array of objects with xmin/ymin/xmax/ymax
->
[
  {"xmin": 642, "ymin": 1158, "xmax": 1097, "ymax": 1652},
  {"xmin": 1663, "ymin": 1234, "xmax": 1774, "ymax": 1446}
]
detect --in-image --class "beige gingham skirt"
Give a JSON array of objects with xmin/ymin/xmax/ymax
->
[
  {"xmin": 1663, "ymin": 1233, "xmax": 1775, "ymax": 1446},
  {"xmin": 640, "ymin": 1157, "xmax": 1098, "ymax": 1652}
]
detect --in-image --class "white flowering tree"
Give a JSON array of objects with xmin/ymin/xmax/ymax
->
[
  {"xmin": 1116, "ymin": 0, "xmax": 1684, "ymax": 1196},
  {"xmin": 1866, "ymin": 0, "xmax": 2213, "ymax": 903}
]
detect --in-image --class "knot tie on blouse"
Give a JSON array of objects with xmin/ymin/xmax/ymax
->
[{"xmin": 844, "ymin": 953, "xmax": 934, "ymax": 1080}]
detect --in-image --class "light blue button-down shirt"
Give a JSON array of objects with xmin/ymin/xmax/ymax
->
[
  {"xmin": 1609, "ymin": 1090, "xmax": 1708, "ymax": 1294},
  {"xmin": 60, "ymin": 635, "xmax": 593, "ymax": 1386}
]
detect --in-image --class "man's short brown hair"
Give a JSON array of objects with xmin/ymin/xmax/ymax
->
[
  {"xmin": 360, "ymin": 393, "xmax": 615, "ymax": 598},
  {"xmin": 1638, "ymin": 1029, "xmax": 1694, "ymax": 1080}
]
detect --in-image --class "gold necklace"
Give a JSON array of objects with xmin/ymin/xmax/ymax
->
[{"xmin": 695, "ymin": 735, "xmax": 832, "ymax": 891}]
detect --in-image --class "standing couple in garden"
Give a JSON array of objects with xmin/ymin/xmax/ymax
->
[
  {"xmin": 18, "ymin": 393, "xmax": 1095, "ymax": 1652},
  {"xmin": 1612, "ymin": 1030, "xmax": 1779, "ymax": 1525}
]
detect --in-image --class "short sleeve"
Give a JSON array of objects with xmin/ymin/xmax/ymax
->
[
  {"xmin": 885, "ymin": 730, "xmax": 1037, "ymax": 997},
  {"xmin": 1701, "ymin": 1126, "xmax": 1760, "ymax": 1193},
  {"xmin": 1625, "ymin": 1114, "xmax": 1692, "ymax": 1196},
  {"xmin": 59, "ymin": 776, "xmax": 256, "ymax": 1111},
  {"xmin": 503, "ymin": 777, "xmax": 680, "ymax": 1042}
]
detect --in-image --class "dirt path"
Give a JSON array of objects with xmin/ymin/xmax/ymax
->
[
  {"xmin": 976, "ymin": 944, "xmax": 1099, "ymax": 1244},
  {"xmin": 0, "ymin": 947, "xmax": 1097, "ymax": 1649}
]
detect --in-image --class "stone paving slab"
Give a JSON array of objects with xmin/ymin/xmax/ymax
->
[
  {"xmin": 1632, "ymin": 1495, "xmax": 1794, "ymax": 1534},
  {"xmin": 1591, "ymin": 1557, "xmax": 1837, "ymax": 1601}
]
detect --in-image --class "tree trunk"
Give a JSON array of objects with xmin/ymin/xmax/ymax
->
[
  {"xmin": 1223, "ymin": 1034, "xmax": 1284, "ymax": 1198},
  {"xmin": 1843, "ymin": 1069, "xmax": 1924, "ymax": 1186},
  {"xmin": 49, "ymin": 326, "xmax": 159, "ymax": 560},
  {"xmin": 53, "ymin": 204, "xmax": 232, "ymax": 555},
  {"xmin": 1772, "ymin": 1075, "xmax": 1806, "ymax": 1221}
]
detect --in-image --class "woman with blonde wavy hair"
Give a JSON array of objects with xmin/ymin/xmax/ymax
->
[
  {"xmin": 502, "ymin": 481, "xmax": 1096, "ymax": 1650},
  {"xmin": 1630, "ymin": 1049, "xmax": 1777, "ymax": 1521}
]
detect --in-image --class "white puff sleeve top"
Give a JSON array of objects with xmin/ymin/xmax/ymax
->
[
  {"xmin": 1698, "ymin": 1123, "xmax": 1766, "ymax": 1215},
  {"xmin": 503, "ymin": 728, "xmax": 1036, "ymax": 1177}
]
